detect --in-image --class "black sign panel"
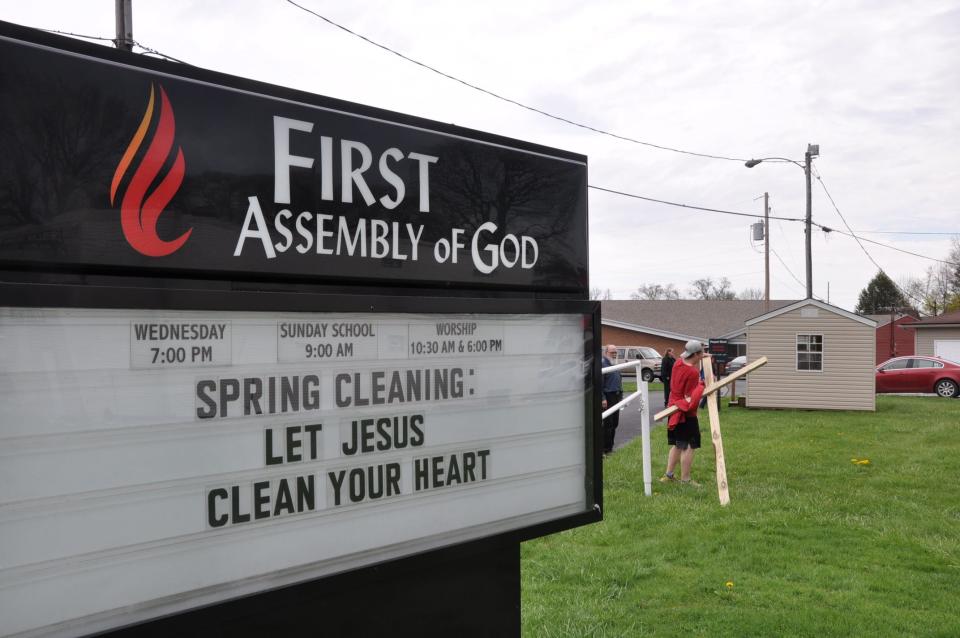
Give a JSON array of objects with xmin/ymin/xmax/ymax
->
[
  {"xmin": 0, "ymin": 23, "xmax": 588, "ymax": 293},
  {"xmin": 708, "ymin": 338, "xmax": 729, "ymax": 363}
]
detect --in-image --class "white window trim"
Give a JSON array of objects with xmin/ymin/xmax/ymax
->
[{"xmin": 795, "ymin": 333, "xmax": 824, "ymax": 373}]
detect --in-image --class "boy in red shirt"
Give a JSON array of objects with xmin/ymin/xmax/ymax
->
[{"xmin": 660, "ymin": 340, "xmax": 706, "ymax": 486}]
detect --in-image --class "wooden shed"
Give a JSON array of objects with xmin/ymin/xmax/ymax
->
[{"xmin": 745, "ymin": 299, "xmax": 877, "ymax": 411}]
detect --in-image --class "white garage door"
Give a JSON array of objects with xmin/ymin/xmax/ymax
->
[{"xmin": 934, "ymin": 340, "xmax": 960, "ymax": 364}]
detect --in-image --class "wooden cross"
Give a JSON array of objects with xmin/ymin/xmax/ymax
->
[{"xmin": 653, "ymin": 355, "xmax": 768, "ymax": 506}]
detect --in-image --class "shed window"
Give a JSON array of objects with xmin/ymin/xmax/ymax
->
[{"xmin": 797, "ymin": 334, "xmax": 823, "ymax": 371}]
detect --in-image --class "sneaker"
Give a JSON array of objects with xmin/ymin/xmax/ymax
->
[
  {"xmin": 680, "ymin": 479, "xmax": 701, "ymax": 487},
  {"xmin": 659, "ymin": 474, "xmax": 677, "ymax": 483}
]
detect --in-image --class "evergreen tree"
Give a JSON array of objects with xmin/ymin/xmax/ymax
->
[{"xmin": 855, "ymin": 271, "xmax": 906, "ymax": 314}]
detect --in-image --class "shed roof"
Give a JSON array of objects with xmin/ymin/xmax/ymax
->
[
  {"xmin": 745, "ymin": 298, "xmax": 877, "ymax": 327},
  {"xmin": 601, "ymin": 299, "xmax": 797, "ymax": 341}
]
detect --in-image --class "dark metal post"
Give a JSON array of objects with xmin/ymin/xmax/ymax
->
[
  {"xmin": 764, "ymin": 191, "xmax": 770, "ymax": 312},
  {"xmin": 890, "ymin": 307, "xmax": 896, "ymax": 358},
  {"xmin": 115, "ymin": 0, "xmax": 133, "ymax": 51}
]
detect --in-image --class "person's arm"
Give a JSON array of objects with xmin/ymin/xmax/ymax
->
[
  {"xmin": 670, "ymin": 367, "xmax": 704, "ymax": 414},
  {"xmin": 601, "ymin": 357, "xmax": 609, "ymax": 409}
]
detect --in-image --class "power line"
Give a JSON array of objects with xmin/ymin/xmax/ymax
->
[
  {"xmin": 770, "ymin": 247, "xmax": 806, "ymax": 289},
  {"xmin": 282, "ymin": 0, "xmax": 750, "ymax": 163},
  {"xmin": 770, "ymin": 270, "xmax": 808, "ymax": 297},
  {"xmin": 812, "ymin": 168, "xmax": 887, "ymax": 275},
  {"xmin": 590, "ymin": 182, "xmax": 959, "ymax": 268},
  {"xmin": 588, "ymin": 185, "xmax": 807, "ymax": 222},
  {"xmin": 131, "ymin": 40, "xmax": 188, "ymax": 64},
  {"xmin": 39, "ymin": 28, "xmax": 114, "ymax": 42},
  {"xmin": 282, "ymin": 1, "xmax": 960, "ymax": 257},
  {"xmin": 825, "ymin": 227, "xmax": 959, "ymax": 266},
  {"xmin": 770, "ymin": 210, "xmax": 824, "ymax": 299},
  {"xmin": 811, "ymin": 172, "xmax": 959, "ymax": 267},
  {"xmin": 853, "ymin": 230, "xmax": 959, "ymax": 235},
  {"xmin": 38, "ymin": 28, "xmax": 187, "ymax": 64},
  {"xmin": 594, "ymin": 175, "xmax": 950, "ymax": 303},
  {"xmin": 774, "ymin": 214, "xmax": 799, "ymax": 264},
  {"xmin": 812, "ymin": 168, "xmax": 931, "ymax": 308}
]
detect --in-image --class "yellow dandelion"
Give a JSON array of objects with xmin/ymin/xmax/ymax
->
[
  {"xmin": 725, "ymin": 581, "xmax": 734, "ymax": 589},
  {"xmin": 856, "ymin": 459, "xmax": 871, "ymax": 466}
]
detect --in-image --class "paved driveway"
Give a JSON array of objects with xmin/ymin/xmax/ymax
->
[{"xmin": 611, "ymin": 387, "xmax": 665, "ymax": 451}]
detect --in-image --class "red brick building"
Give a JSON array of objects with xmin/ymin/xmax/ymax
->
[
  {"xmin": 600, "ymin": 300, "xmax": 798, "ymax": 359},
  {"xmin": 865, "ymin": 313, "xmax": 917, "ymax": 365}
]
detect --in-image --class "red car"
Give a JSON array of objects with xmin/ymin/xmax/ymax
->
[{"xmin": 875, "ymin": 356, "xmax": 960, "ymax": 398}]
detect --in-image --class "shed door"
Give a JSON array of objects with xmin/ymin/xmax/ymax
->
[{"xmin": 934, "ymin": 340, "xmax": 960, "ymax": 364}]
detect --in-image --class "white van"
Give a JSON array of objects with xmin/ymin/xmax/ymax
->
[{"xmin": 611, "ymin": 346, "xmax": 662, "ymax": 382}]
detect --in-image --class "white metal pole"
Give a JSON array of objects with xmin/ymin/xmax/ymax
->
[{"xmin": 639, "ymin": 364, "xmax": 652, "ymax": 496}]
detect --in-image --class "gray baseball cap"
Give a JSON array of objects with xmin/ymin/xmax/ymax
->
[{"xmin": 680, "ymin": 340, "xmax": 704, "ymax": 359}]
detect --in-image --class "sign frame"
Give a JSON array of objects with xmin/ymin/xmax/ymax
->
[
  {"xmin": 0, "ymin": 18, "xmax": 598, "ymax": 637},
  {"xmin": 0, "ymin": 280, "xmax": 603, "ymax": 637}
]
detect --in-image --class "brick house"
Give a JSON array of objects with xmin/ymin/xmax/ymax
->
[{"xmin": 600, "ymin": 300, "xmax": 798, "ymax": 358}]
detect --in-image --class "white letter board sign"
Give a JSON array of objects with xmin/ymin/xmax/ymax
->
[{"xmin": 0, "ymin": 306, "xmax": 594, "ymax": 636}]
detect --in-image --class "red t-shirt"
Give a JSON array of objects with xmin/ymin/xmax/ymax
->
[{"xmin": 667, "ymin": 360, "xmax": 704, "ymax": 429}]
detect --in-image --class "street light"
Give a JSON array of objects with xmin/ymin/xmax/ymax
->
[{"xmin": 745, "ymin": 144, "xmax": 819, "ymax": 299}]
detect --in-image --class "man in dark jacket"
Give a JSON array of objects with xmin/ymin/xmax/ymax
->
[
  {"xmin": 661, "ymin": 348, "xmax": 676, "ymax": 406},
  {"xmin": 601, "ymin": 345, "xmax": 622, "ymax": 454}
]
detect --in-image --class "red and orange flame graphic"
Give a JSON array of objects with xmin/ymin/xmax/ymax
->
[{"xmin": 111, "ymin": 84, "xmax": 191, "ymax": 257}]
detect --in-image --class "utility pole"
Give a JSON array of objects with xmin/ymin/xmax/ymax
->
[
  {"xmin": 115, "ymin": 0, "xmax": 133, "ymax": 52},
  {"xmin": 764, "ymin": 191, "xmax": 770, "ymax": 312},
  {"xmin": 890, "ymin": 306, "xmax": 896, "ymax": 359},
  {"xmin": 804, "ymin": 144, "xmax": 819, "ymax": 299}
]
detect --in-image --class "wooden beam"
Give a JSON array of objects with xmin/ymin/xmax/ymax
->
[
  {"xmin": 702, "ymin": 356, "xmax": 730, "ymax": 506},
  {"xmin": 654, "ymin": 356, "xmax": 767, "ymax": 421}
]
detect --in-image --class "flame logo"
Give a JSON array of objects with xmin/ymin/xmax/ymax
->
[{"xmin": 111, "ymin": 84, "xmax": 191, "ymax": 257}]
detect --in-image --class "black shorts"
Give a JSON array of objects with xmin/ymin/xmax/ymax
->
[{"xmin": 667, "ymin": 415, "xmax": 701, "ymax": 450}]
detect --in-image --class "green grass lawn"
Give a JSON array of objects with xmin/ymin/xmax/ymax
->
[{"xmin": 522, "ymin": 396, "xmax": 960, "ymax": 637}]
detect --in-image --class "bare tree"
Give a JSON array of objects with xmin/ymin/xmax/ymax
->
[
  {"xmin": 738, "ymin": 287, "xmax": 765, "ymax": 300},
  {"xmin": 689, "ymin": 278, "xmax": 713, "ymax": 300},
  {"xmin": 714, "ymin": 277, "xmax": 737, "ymax": 300},
  {"xmin": 630, "ymin": 283, "xmax": 681, "ymax": 300},
  {"xmin": 689, "ymin": 277, "xmax": 736, "ymax": 300},
  {"xmin": 929, "ymin": 264, "xmax": 953, "ymax": 315},
  {"xmin": 949, "ymin": 237, "xmax": 960, "ymax": 301},
  {"xmin": 902, "ymin": 265, "xmax": 953, "ymax": 316},
  {"xmin": 590, "ymin": 287, "xmax": 613, "ymax": 300}
]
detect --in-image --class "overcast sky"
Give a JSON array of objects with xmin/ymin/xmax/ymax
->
[{"xmin": 4, "ymin": 0, "xmax": 959, "ymax": 310}]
